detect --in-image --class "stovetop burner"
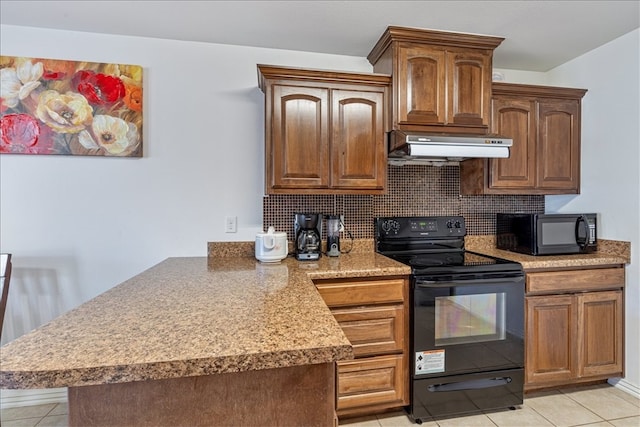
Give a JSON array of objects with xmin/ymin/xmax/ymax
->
[
  {"xmin": 375, "ymin": 216, "xmax": 522, "ymax": 277},
  {"xmin": 406, "ymin": 252, "xmax": 464, "ymax": 268}
]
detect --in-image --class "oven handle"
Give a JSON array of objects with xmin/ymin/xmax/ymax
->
[
  {"xmin": 428, "ymin": 376, "xmax": 512, "ymax": 392},
  {"xmin": 416, "ymin": 277, "xmax": 523, "ymax": 287}
]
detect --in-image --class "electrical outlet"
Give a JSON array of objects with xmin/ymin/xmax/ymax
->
[
  {"xmin": 225, "ymin": 216, "xmax": 237, "ymax": 233},
  {"xmin": 339, "ymin": 215, "xmax": 344, "ymax": 232}
]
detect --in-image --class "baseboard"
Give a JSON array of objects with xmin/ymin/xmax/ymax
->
[
  {"xmin": 0, "ymin": 388, "xmax": 67, "ymax": 409},
  {"xmin": 609, "ymin": 378, "xmax": 640, "ymax": 399}
]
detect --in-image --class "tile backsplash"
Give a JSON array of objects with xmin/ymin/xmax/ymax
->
[{"xmin": 263, "ymin": 165, "xmax": 544, "ymax": 240}]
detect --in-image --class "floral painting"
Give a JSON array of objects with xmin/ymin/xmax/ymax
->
[{"xmin": 0, "ymin": 56, "xmax": 142, "ymax": 157}]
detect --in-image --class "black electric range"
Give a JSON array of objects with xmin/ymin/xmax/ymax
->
[{"xmin": 375, "ymin": 216, "xmax": 525, "ymax": 422}]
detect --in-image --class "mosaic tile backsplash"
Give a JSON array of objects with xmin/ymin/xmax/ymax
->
[{"xmin": 263, "ymin": 165, "xmax": 544, "ymax": 240}]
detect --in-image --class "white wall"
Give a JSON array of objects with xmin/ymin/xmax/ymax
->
[
  {"xmin": 545, "ymin": 29, "xmax": 640, "ymax": 397},
  {"xmin": 492, "ymin": 68, "xmax": 548, "ymax": 85},
  {"xmin": 0, "ymin": 24, "xmax": 372, "ymax": 346}
]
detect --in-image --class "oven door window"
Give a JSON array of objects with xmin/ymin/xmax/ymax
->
[
  {"xmin": 413, "ymin": 276, "xmax": 525, "ymax": 376},
  {"xmin": 435, "ymin": 292, "xmax": 506, "ymax": 346}
]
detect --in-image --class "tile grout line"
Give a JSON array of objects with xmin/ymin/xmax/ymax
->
[
  {"xmin": 0, "ymin": 402, "xmax": 67, "ymax": 425},
  {"xmin": 521, "ymin": 400, "xmax": 564, "ymax": 427},
  {"xmin": 560, "ymin": 389, "xmax": 624, "ymax": 423}
]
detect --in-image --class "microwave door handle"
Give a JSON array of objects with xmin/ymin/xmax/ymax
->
[{"xmin": 575, "ymin": 215, "xmax": 589, "ymax": 251}]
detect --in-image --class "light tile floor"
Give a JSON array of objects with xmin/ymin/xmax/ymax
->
[
  {"xmin": 1, "ymin": 401, "xmax": 68, "ymax": 427},
  {"xmin": 340, "ymin": 384, "xmax": 639, "ymax": 427},
  {"xmin": 0, "ymin": 384, "xmax": 638, "ymax": 426}
]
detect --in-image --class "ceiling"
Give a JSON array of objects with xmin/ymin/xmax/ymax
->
[{"xmin": 1, "ymin": 1, "xmax": 638, "ymax": 72}]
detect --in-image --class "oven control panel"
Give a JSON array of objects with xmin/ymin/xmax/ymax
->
[{"xmin": 376, "ymin": 216, "xmax": 466, "ymax": 238}]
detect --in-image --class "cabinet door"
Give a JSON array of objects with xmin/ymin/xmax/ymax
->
[
  {"xmin": 270, "ymin": 85, "xmax": 329, "ymax": 190},
  {"xmin": 536, "ymin": 99, "xmax": 580, "ymax": 191},
  {"xmin": 446, "ymin": 49, "xmax": 492, "ymax": 127},
  {"xmin": 489, "ymin": 97, "xmax": 537, "ymax": 189},
  {"xmin": 396, "ymin": 44, "xmax": 446, "ymax": 125},
  {"xmin": 578, "ymin": 290, "xmax": 623, "ymax": 378},
  {"xmin": 331, "ymin": 89, "xmax": 386, "ymax": 190},
  {"xmin": 525, "ymin": 295, "xmax": 577, "ymax": 385}
]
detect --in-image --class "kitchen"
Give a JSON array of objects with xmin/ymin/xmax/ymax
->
[{"xmin": 1, "ymin": 1, "xmax": 639, "ymax": 426}]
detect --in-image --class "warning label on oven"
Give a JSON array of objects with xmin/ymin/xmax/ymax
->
[{"xmin": 415, "ymin": 350, "xmax": 445, "ymax": 375}]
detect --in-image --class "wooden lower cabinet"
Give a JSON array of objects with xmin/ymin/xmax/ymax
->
[
  {"xmin": 578, "ymin": 291, "xmax": 624, "ymax": 378},
  {"xmin": 314, "ymin": 276, "xmax": 409, "ymax": 417},
  {"xmin": 337, "ymin": 354, "xmax": 407, "ymax": 413},
  {"xmin": 332, "ymin": 305, "xmax": 404, "ymax": 357},
  {"xmin": 526, "ymin": 294, "xmax": 578, "ymax": 385},
  {"xmin": 525, "ymin": 267, "xmax": 624, "ymax": 391}
]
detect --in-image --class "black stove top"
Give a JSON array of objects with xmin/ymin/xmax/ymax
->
[
  {"xmin": 375, "ymin": 216, "xmax": 523, "ymax": 277},
  {"xmin": 384, "ymin": 250, "xmax": 522, "ymax": 276}
]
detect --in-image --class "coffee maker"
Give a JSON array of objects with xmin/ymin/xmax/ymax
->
[{"xmin": 294, "ymin": 213, "xmax": 322, "ymax": 261}]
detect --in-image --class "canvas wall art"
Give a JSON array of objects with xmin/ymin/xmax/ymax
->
[{"xmin": 0, "ymin": 56, "xmax": 143, "ymax": 157}]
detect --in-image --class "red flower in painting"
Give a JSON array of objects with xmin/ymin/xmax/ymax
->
[
  {"xmin": 42, "ymin": 70, "xmax": 67, "ymax": 80},
  {"xmin": 0, "ymin": 113, "xmax": 41, "ymax": 153},
  {"xmin": 72, "ymin": 70, "xmax": 126, "ymax": 106}
]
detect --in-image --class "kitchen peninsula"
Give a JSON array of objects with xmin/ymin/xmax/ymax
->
[{"xmin": 0, "ymin": 252, "xmax": 410, "ymax": 426}]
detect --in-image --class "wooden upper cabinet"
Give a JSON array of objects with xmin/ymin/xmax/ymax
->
[
  {"xmin": 367, "ymin": 27, "xmax": 503, "ymax": 134},
  {"xmin": 460, "ymin": 83, "xmax": 587, "ymax": 195},
  {"xmin": 271, "ymin": 85, "xmax": 329, "ymax": 189},
  {"xmin": 397, "ymin": 45, "xmax": 446, "ymax": 125},
  {"xmin": 488, "ymin": 97, "xmax": 537, "ymax": 189},
  {"xmin": 537, "ymin": 99, "xmax": 581, "ymax": 190},
  {"xmin": 331, "ymin": 89, "xmax": 386, "ymax": 189},
  {"xmin": 446, "ymin": 49, "xmax": 492, "ymax": 128},
  {"xmin": 258, "ymin": 65, "xmax": 390, "ymax": 195}
]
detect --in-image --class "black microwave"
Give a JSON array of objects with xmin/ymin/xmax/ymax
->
[{"xmin": 496, "ymin": 213, "xmax": 597, "ymax": 255}]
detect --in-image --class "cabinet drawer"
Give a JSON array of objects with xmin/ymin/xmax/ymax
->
[
  {"xmin": 332, "ymin": 305, "xmax": 405, "ymax": 357},
  {"xmin": 527, "ymin": 268, "xmax": 624, "ymax": 294},
  {"xmin": 336, "ymin": 354, "xmax": 407, "ymax": 411},
  {"xmin": 315, "ymin": 278, "xmax": 405, "ymax": 307}
]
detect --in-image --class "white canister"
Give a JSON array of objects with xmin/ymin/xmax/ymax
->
[{"xmin": 255, "ymin": 226, "xmax": 288, "ymax": 263}]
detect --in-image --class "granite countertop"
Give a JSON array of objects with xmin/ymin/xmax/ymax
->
[
  {"xmin": 465, "ymin": 236, "xmax": 631, "ymax": 270},
  {"xmin": 1, "ymin": 236, "xmax": 627, "ymax": 390},
  {"xmin": 0, "ymin": 252, "xmax": 410, "ymax": 390}
]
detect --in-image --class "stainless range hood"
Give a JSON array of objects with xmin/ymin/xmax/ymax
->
[{"xmin": 388, "ymin": 131, "xmax": 513, "ymax": 166}]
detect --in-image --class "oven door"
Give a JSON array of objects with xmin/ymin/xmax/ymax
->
[{"xmin": 412, "ymin": 272, "xmax": 524, "ymax": 379}]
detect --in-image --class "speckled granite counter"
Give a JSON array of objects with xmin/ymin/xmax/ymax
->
[
  {"xmin": 0, "ymin": 253, "xmax": 409, "ymax": 390},
  {"xmin": 466, "ymin": 236, "xmax": 630, "ymax": 270}
]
